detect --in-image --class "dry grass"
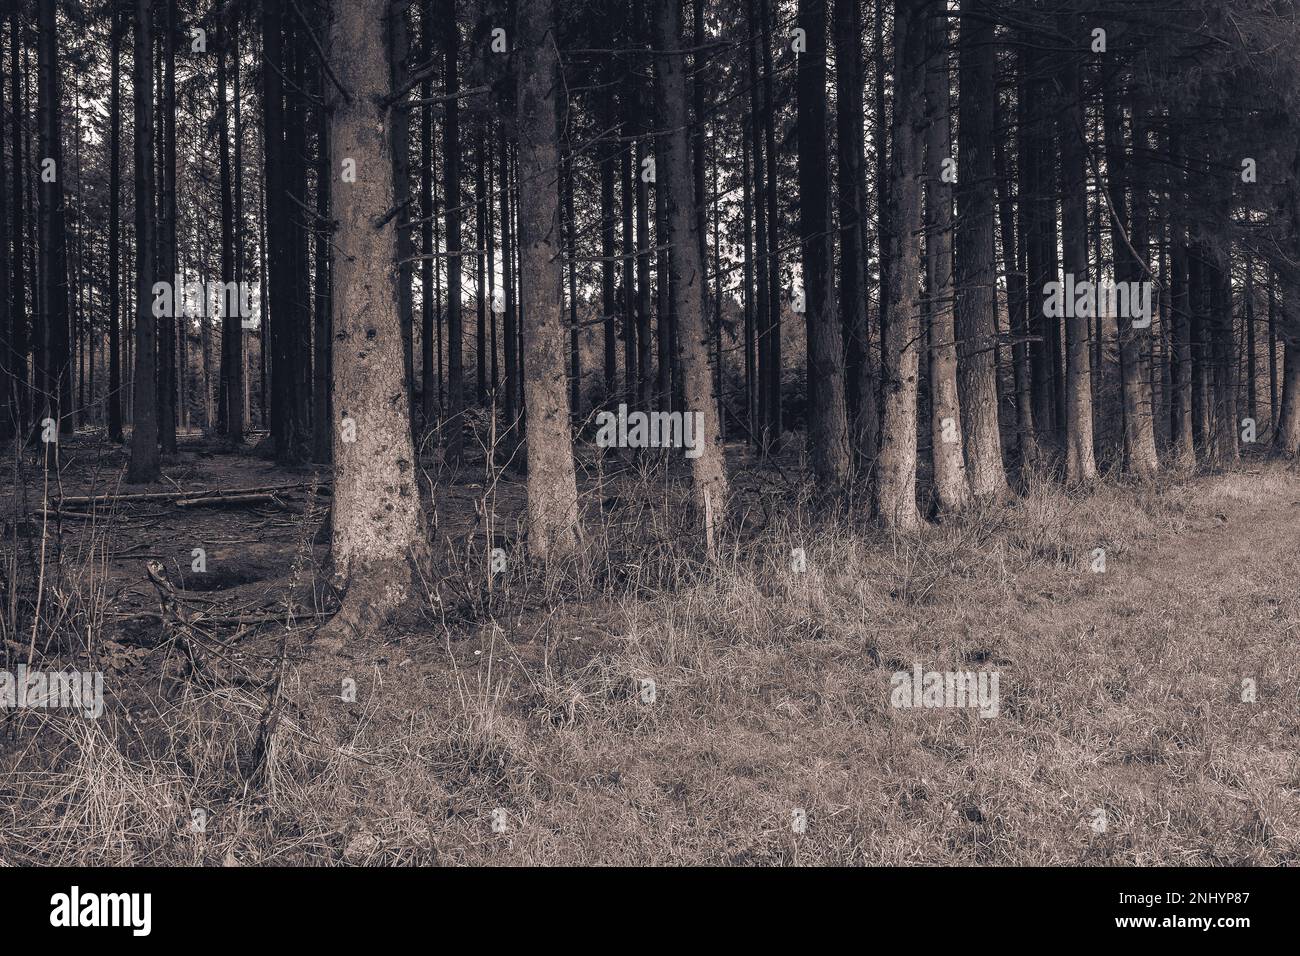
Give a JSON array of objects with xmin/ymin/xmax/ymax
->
[{"xmin": 2, "ymin": 450, "xmax": 1299, "ymax": 865}]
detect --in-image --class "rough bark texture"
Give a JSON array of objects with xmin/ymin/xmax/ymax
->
[
  {"xmin": 654, "ymin": 0, "xmax": 729, "ymax": 552},
  {"xmin": 797, "ymin": 0, "xmax": 851, "ymax": 490},
  {"xmin": 37, "ymin": 0, "xmax": 72, "ymax": 436},
  {"xmin": 127, "ymin": 0, "xmax": 160, "ymax": 483},
  {"xmin": 923, "ymin": 2, "xmax": 968, "ymax": 512},
  {"xmin": 316, "ymin": 0, "xmax": 428, "ymax": 652},
  {"xmin": 443, "ymin": 0, "xmax": 464, "ymax": 464},
  {"xmin": 516, "ymin": 0, "xmax": 580, "ymax": 558},
  {"xmin": 1055, "ymin": 37, "xmax": 1096, "ymax": 482},
  {"xmin": 217, "ymin": 11, "xmax": 243, "ymax": 444},
  {"xmin": 834, "ymin": 0, "xmax": 878, "ymax": 468},
  {"xmin": 953, "ymin": 7, "xmax": 1008, "ymax": 497},
  {"xmin": 875, "ymin": 0, "xmax": 924, "ymax": 531},
  {"xmin": 1104, "ymin": 80, "xmax": 1159, "ymax": 478}
]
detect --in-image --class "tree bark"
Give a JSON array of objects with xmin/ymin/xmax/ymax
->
[
  {"xmin": 217, "ymin": 9, "xmax": 243, "ymax": 443},
  {"xmin": 37, "ymin": 0, "xmax": 72, "ymax": 436},
  {"xmin": 316, "ymin": 0, "xmax": 429, "ymax": 651},
  {"xmin": 875, "ymin": 0, "xmax": 925, "ymax": 531},
  {"xmin": 954, "ymin": 5, "xmax": 1009, "ymax": 497},
  {"xmin": 1055, "ymin": 29, "xmax": 1096, "ymax": 482},
  {"xmin": 797, "ymin": 0, "xmax": 851, "ymax": 489},
  {"xmin": 835, "ymin": 0, "xmax": 878, "ymax": 468},
  {"xmin": 923, "ymin": 1, "xmax": 968, "ymax": 512},
  {"xmin": 654, "ymin": 0, "xmax": 730, "ymax": 553},
  {"xmin": 127, "ymin": 0, "xmax": 160, "ymax": 482},
  {"xmin": 516, "ymin": 0, "xmax": 580, "ymax": 558},
  {"xmin": 443, "ymin": 0, "xmax": 464, "ymax": 464}
]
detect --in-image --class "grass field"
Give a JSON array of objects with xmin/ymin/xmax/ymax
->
[{"xmin": 3, "ymin": 442, "xmax": 1299, "ymax": 865}]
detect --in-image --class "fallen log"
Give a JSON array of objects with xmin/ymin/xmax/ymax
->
[
  {"xmin": 175, "ymin": 496, "xmax": 279, "ymax": 512},
  {"xmin": 48, "ymin": 480, "xmax": 331, "ymax": 509}
]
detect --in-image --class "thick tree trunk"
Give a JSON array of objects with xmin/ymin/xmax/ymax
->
[
  {"xmin": 875, "ymin": 0, "xmax": 925, "ymax": 531},
  {"xmin": 316, "ymin": 0, "xmax": 429, "ymax": 651},
  {"xmin": 654, "ymin": 0, "xmax": 730, "ymax": 553},
  {"xmin": 1104, "ymin": 79, "xmax": 1159, "ymax": 477},
  {"xmin": 516, "ymin": 0, "xmax": 580, "ymax": 558},
  {"xmin": 797, "ymin": 0, "xmax": 851, "ymax": 489},
  {"xmin": 1055, "ymin": 36, "xmax": 1096, "ymax": 482},
  {"xmin": 127, "ymin": 0, "xmax": 159, "ymax": 482},
  {"xmin": 923, "ymin": 1, "xmax": 968, "ymax": 512},
  {"xmin": 954, "ymin": 7, "xmax": 1009, "ymax": 496}
]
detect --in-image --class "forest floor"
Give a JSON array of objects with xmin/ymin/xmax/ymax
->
[{"xmin": 1, "ymin": 430, "xmax": 1298, "ymax": 865}]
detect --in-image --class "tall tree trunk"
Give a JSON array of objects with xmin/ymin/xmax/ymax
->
[
  {"xmin": 217, "ymin": 8, "xmax": 243, "ymax": 443},
  {"xmin": 127, "ymin": 0, "xmax": 159, "ymax": 482},
  {"xmin": 9, "ymin": 7, "xmax": 27, "ymax": 433},
  {"xmin": 443, "ymin": 0, "xmax": 464, "ymax": 464},
  {"xmin": 1054, "ymin": 28, "xmax": 1096, "ymax": 482},
  {"xmin": 515, "ymin": 0, "xmax": 580, "ymax": 557},
  {"xmin": 875, "ymin": 0, "xmax": 925, "ymax": 531},
  {"xmin": 994, "ymin": 86, "xmax": 1034, "ymax": 466},
  {"xmin": 923, "ymin": 1, "xmax": 968, "ymax": 512},
  {"xmin": 158, "ymin": 0, "xmax": 177, "ymax": 452},
  {"xmin": 745, "ymin": 0, "xmax": 768, "ymax": 441},
  {"xmin": 313, "ymin": 56, "xmax": 332, "ymax": 465},
  {"xmin": 475, "ymin": 129, "xmax": 487, "ymax": 406},
  {"xmin": 0, "ymin": 4, "xmax": 10, "ymax": 442},
  {"xmin": 1268, "ymin": 264, "xmax": 1278, "ymax": 435},
  {"xmin": 388, "ymin": 1, "xmax": 416, "ymax": 429},
  {"xmin": 498, "ymin": 125, "xmax": 519, "ymax": 459},
  {"xmin": 316, "ymin": 0, "xmax": 429, "ymax": 651},
  {"xmin": 263, "ymin": 0, "xmax": 303, "ymax": 460},
  {"xmin": 954, "ymin": 5, "xmax": 1009, "ymax": 496},
  {"xmin": 562, "ymin": 146, "xmax": 580, "ymax": 416},
  {"xmin": 654, "ymin": 0, "xmax": 729, "ymax": 553},
  {"xmin": 759, "ymin": 0, "xmax": 780, "ymax": 449},
  {"xmin": 599, "ymin": 125, "xmax": 618, "ymax": 404},
  {"xmin": 835, "ymin": 0, "xmax": 877, "ymax": 467},
  {"xmin": 1169, "ymin": 211, "xmax": 1195, "ymax": 467},
  {"xmin": 872, "ymin": 0, "xmax": 890, "ymax": 449},
  {"xmin": 37, "ymin": 0, "xmax": 71, "ymax": 436},
  {"xmin": 1104, "ymin": 78, "xmax": 1158, "ymax": 477},
  {"xmin": 1245, "ymin": 250, "xmax": 1256, "ymax": 429},
  {"xmin": 420, "ymin": 0, "xmax": 436, "ymax": 431},
  {"xmin": 797, "ymin": 0, "xmax": 851, "ymax": 488},
  {"xmin": 621, "ymin": 131, "xmax": 637, "ymax": 406}
]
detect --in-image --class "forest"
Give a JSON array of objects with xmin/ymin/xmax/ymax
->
[{"xmin": 1, "ymin": 0, "xmax": 1299, "ymax": 867}]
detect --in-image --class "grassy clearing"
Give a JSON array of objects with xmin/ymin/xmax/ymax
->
[{"xmin": 2, "ymin": 455, "xmax": 1299, "ymax": 865}]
